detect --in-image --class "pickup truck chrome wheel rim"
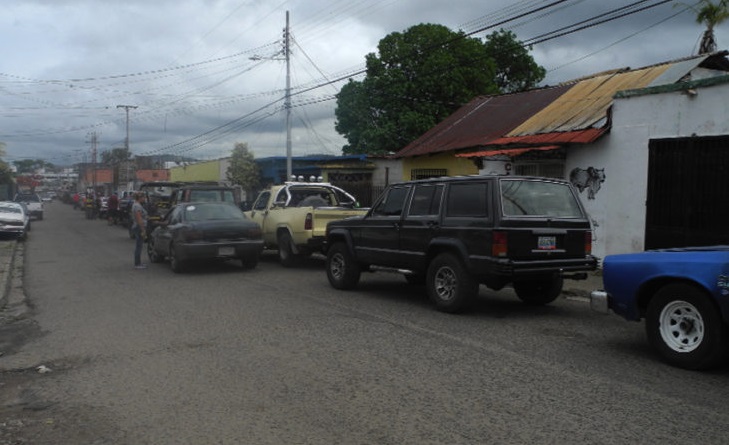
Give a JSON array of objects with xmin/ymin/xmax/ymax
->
[
  {"xmin": 659, "ymin": 300, "xmax": 704, "ymax": 353},
  {"xmin": 434, "ymin": 266, "xmax": 457, "ymax": 301},
  {"xmin": 330, "ymin": 253, "xmax": 345, "ymax": 280}
]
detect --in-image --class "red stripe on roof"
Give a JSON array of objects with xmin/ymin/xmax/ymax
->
[
  {"xmin": 456, "ymin": 145, "xmax": 560, "ymax": 158},
  {"xmin": 488, "ymin": 128, "xmax": 607, "ymax": 146}
]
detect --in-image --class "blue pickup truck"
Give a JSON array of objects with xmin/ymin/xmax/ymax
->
[{"xmin": 591, "ymin": 246, "xmax": 729, "ymax": 370}]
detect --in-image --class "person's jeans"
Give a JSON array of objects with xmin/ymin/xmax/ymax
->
[{"xmin": 134, "ymin": 227, "xmax": 144, "ymax": 266}]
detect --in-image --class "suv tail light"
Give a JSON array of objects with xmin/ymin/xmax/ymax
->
[
  {"xmin": 304, "ymin": 213, "xmax": 313, "ymax": 230},
  {"xmin": 492, "ymin": 231, "xmax": 508, "ymax": 257},
  {"xmin": 585, "ymin": 231, "xmax": 592, "ymax": 255}
]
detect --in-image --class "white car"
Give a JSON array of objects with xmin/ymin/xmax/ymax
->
[
  {"xmin": 14, "ymin": 193, "xmax": 43, "ymax": 220},
  {"xmin": 0, "ymin": 201, "xmax": 30, "ymax": 240}
]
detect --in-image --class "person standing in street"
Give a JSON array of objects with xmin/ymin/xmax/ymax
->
[{"xmin": 131, "ymin": 192, "xmax": 148, "ymax": 270}]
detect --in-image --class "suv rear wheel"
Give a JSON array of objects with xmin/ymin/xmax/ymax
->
[
  {"xmin": 326, "ymin": 242, "xmax": 361, "ymax": 289},
  {"xmin": 426, "ymin": 253, "xmax": 478, "ymax": 313},
  {"xmin": 513, "ymin": 275, "xmax": 563, "ymax": 305}
]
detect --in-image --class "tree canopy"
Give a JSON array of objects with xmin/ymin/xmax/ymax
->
[
  {"xmin": 226, "ymin": 142, "xmax": 261, "ymax": 194},
  {"xmin": 334, "ymin": 24, "xmax": 545, "ymax": 155},
  {"xmin": 13, "ymin": 158, "xmax": 54, "ymax": 173}
]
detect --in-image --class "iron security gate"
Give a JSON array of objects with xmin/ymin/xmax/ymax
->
[{"xmin": 645, "ymin": 136, "xmax": 729, "ymax": 249}]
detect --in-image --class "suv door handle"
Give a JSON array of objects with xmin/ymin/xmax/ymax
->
[{"xmin": 427, "ymin": 221, "xmax": 440, "ymax": 229}]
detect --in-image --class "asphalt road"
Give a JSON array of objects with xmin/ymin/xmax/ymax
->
[{"xmin": 1, "ymin": 201, "xmax": 729, "ymax": 444}]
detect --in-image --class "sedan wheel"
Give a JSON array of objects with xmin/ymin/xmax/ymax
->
[
  {"xmin": 169, "ymin": 244, "xmax": 186, "ymax": 273},
  {"xmin": 147, "ymin": 238, "xmax": 164, "ymax": 263}
]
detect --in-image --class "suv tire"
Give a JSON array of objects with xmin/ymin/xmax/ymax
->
[
  {"xmin": 513, "ymin": 275, "xmax": 563, "ymax": 305},
  {"xmin": 326, "ymin": 242, "xmax": 361, "ymax": 289},
  {"xmin": 426, "ymin": 253, "xmax": 478, "ymax": 313}
]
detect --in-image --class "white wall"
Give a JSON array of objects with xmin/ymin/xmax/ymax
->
[{"xmin": 568, "ymin": 80, "xmax": 729, "ymax": 259}]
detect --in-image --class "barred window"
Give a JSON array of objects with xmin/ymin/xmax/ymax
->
[{"xmin": 411, "ymin": 169, "xmax": 447, "ymax": 180}]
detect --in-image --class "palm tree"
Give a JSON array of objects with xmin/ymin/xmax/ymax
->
[{"xmin": 694, "ymin": 0, "xmax": 729, "ymax": 54}]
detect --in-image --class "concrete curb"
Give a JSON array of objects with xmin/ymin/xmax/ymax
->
[{"xmin": 0, "ymin": 240, "xmax": 18, "ymax": 310}]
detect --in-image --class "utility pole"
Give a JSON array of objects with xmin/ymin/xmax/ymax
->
[
  {"xmin": 250, "ymin": 12, "xmax": 292, "ymax": 181},
  {"xmin": 284, "ymin": 10, "xmax": 292, "ymax": 180},
  {"xmin": 117, "ymin": 105, "xmax": 137, "ymax": 190},
  {"xmin": 88, "ymin": 131, "xmax": 98, "ymax": 194}
]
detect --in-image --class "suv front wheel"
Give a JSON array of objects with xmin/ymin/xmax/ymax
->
[
  {"xmin": 326, "ymin": 242, "xmax": 361, "ymax": 289},
  {"xmin": 427, "ymin": 253, "xmax": 478, "ymax": 313}
]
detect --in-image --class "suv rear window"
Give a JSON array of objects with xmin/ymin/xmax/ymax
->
[{"xmin": 500, "ymin": 179, "xmax": 583, "ymax": 218}]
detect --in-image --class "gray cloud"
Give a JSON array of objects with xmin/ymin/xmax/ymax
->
[{"xmin": 1, "ymin": 0, "xmax": 726, "ymax": 165}]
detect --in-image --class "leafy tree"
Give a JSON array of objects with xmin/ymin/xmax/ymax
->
[
  {"xmin": 335, "ymin": 24, "xmax": 545, "ymax": 155},
  {"xmin": 101, "ymin": 147, "xmax": 131, "ymax": 166},
  {"xmin": 13, "ymin": 159, "xmax": 52, "ymax": 173},
  {"xmin": 485, "ymin": 30, "xmax": 546, "ymax": 93},
  {"xmin": 0, "ymin": 143, "xmax": 10, "ymax": 184},
  {"xmin": 226, "ymin": 142, "xmax": 261, "ymax": 194}
]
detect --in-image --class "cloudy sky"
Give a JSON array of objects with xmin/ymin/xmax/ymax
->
[{"xmin": 1, "ymin": 0, "xmax": 725, "ymax": 166}]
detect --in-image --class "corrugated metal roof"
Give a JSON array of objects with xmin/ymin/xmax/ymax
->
[
  {"xmin": 507, "ymin": 64, "xmax": 670, "ymax": 136},
  {"xmin": 394, "ymin": 84, "xmax": 572, "ymax": 158},
  {"xmin": 456, "ymin": 145, "xmax": 560, "ymax": 158},
  {"xmin": 489, "ymin": 128, "xmax": 607, "ymax": 146}
]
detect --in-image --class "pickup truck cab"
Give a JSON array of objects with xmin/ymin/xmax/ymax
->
[
  {"xmin": 591, "ymin": 247, "xmax": 729, "ymax": 370},
  {"xmin": 246, "ymin": 182, "xmax": 367, "ymax": 266}
]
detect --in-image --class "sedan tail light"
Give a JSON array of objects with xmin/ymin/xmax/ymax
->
[{"xmin": 182, "ymin": 229, "xmax": 204, "ymax": 242}]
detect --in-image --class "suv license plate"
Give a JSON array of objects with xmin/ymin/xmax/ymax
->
[
  {"xmin": 538, "ymin": 236, "xmax": 556, "ymax": 250},
  {"xmin": 218, "ymin": 246, "xmax": 235, "ymax": 256}
]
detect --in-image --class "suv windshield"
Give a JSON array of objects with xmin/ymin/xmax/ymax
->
[{"xmin": 500, "ymin": 179, "xmax": 583, "ymax": 218}]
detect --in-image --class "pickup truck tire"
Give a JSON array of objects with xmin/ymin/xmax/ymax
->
[
  {"xmin": 513, "ymin": 275, "xmax": 563, "ymax": 305},
  {"xmin": 426, "ymin": 253, "xmax": 478, "ymax": 313},
  {"xmin": 646, "ymin": 283, "xmax": 729, "ymax": 370},
  {"xmin": 278, "ymin": 232, "xmax": 300, "ymax": 267},
  {"xmin": 326, "ymin": 242, "xmax": 361, "ymax": 289},
  {"xmin": 169, "ymin": 243, "xmax": 186, "ymax": 274}
]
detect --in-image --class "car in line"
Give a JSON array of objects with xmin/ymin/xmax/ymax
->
[
  {"xmin": 14, "ymin": 192, "xmax": 44, "ymax": 220},
  {"xmin": 0, "ymin": 201, "xmax": 31, "ymax": 240},
  {"xmin": 591, "ymin": 246, "xmax": 729, "ymax": 370},
  {"xmin": 147, "ymin": 202, "xmax": 264, "ymax": 273},
  {"xmin": 325, "ymin": 175, "xmax": 598, "ymax": 313}
]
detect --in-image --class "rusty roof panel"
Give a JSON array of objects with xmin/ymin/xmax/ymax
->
[
  {"xmin": 508, "ymin": 64, "xmax": 671, "ymax": 136},
  {"xmin": 488, "ymin": 128, "xmax": 607, "ymax": 146},
  {"xmin": 394, "ymin": 84, "xmax": 572, "ymax": 158}
]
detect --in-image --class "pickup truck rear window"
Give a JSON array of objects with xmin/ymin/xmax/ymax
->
[{"xmin": 500, "ymin": 179, "xmax": 583, "ymax": 218}]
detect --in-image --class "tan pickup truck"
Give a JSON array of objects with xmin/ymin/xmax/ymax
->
[{"xmin": 245, "ymin": 182, "xmax": 367, "ymax": 266}]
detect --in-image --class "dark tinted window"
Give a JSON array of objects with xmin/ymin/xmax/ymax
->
[
  {"xmin": 408, "ymin": 185, "xmax": 444, "ymax": 216},
  {"xmin": 372, "ymin": 187, "xmax": 409, "ymax": 216},
  {"xmin": 253, "ymin": 192, "xmax": 270, "ymax": 211},
  {"xmin": 446, "ymin": 183, "xmax": 488, "ymax": 217}
]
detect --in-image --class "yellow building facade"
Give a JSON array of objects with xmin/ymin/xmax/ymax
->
[{"xmin": 401, "ymin": 152, "xmax": 477, "ymax": 181}]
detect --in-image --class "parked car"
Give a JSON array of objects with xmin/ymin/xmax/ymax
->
[
  {"xmin": 147, "ymin": 202, "xmax": 264, "ymax": 273},
  {"xmin": 14, "ymin": 193, "xmax": 43, "ymax": 220},
  {"xmin": 325, "ymin": 175, "xmax": 598, "ymax": 313},
  {"xmin": 591, "ymin": 247, "xmax": 729, "ymax": 370},
  {"xmin": 0, "ymin": 201, "xmax": 31, "ymax": 240}
]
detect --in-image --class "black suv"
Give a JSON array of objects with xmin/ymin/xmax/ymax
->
[{"xmin": 325, "ymin": 175, "xmax": 598, "ymax": 313}]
